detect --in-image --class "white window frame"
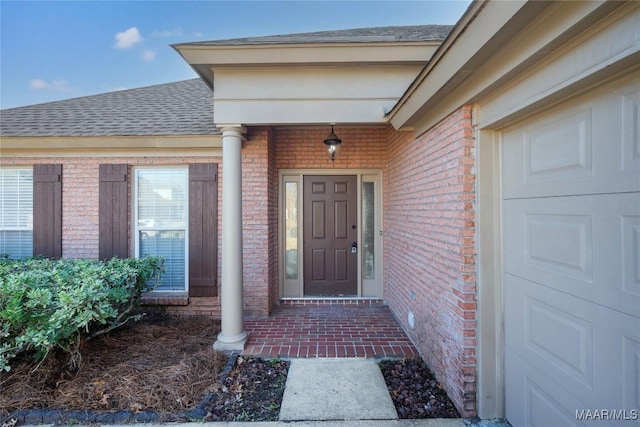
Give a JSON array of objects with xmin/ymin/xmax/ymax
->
[
  {"xmin": 0, "ymin": 167, "xmax": 33, "ymax": 259},
  {"xmin": 133, "ymin": 166, "xmax": 189, "ymax": 292}
]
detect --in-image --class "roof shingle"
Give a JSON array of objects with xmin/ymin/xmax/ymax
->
[
  {"xmin": 0, "ymin": 79, "xmax": 217, "ymax": 137},
  {"xmin": 182, "ymin": 25, "xmax": 453, "ymax": 46}
]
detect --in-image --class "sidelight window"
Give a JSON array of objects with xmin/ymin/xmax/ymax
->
[
  {"xmin": 284, "ymin": 181, "xmax": 299, "ymax": 280},
  {"xmin": 362, "ymin": 181, "xmax": 375, "ymax": 280}
]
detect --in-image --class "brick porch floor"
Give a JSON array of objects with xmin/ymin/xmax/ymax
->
[{"xmin": 242, "ymin": 300, "xmax": 418, "ymax": 359}]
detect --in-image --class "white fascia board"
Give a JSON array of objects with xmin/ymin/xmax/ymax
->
[
  {"xmin": 476, "ymin": 3, "xmax": 640, "ymax": 130},
  {"xmin": 175, "ymin": 42, "xmax": 439, "ymax": 68},
  {"xmin": 406, "ymin": 1, "xmax": 636, "ymax": 135},
  {"xmin": 212, "ymin": 66, "xmax": 421, "ymax": 125},
  {"xmin": 388, "ymin": 0, "xmax": 635, "ymax": 135},
  {"xmin": 215, "ymin": 99, "xmax": 397, "ymax": 125},
  {"xmin": 387, "ymin": 0, "xmax": 527, "ymax": 130},
  {"xmin": 213, "ymin": 67, "xmax": 420, "ymax": 100},
  {"xmin": 0, "ymin": 135, "xmax": 222, "ymax": 152}
]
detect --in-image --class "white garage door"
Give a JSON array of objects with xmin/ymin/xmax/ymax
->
[{"xmin": 502, "ymin": 75, "xmax": 640, "ymax": 426}]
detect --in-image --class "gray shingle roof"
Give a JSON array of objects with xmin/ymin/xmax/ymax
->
[
  {"xmin": 2, "ymin": 26, "xmax": 453, "ymax": 138},
  {"xmin": 182, "ymin": 25, "xmax": 453, "ymax": 46},
  {"xmin": 0, "ymin": 79, "xmax": 217, "ymax": 137}
]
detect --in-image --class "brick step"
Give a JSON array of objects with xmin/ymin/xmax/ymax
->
[{"xmin": 280, "ymin": 298, "xmax": 385, "ymax": 307}]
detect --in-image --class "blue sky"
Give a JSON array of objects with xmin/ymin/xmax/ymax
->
[{"xmin": 0, "ymin": 0, "xmax": 470, "ymax": 109}]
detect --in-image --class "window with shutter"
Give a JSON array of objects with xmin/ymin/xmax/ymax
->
[
  {"xmin": 33, "ymin": 164, "xmax": 62, "ymax": 258},
  {"xmin": 0, "ymin": 167, "xmax": 33, "ymax": 258},
  {"xmin": 99, "ymin": 164, "xmax": 128, "ymax": 259},
  {"xmin": 132, "ymin": 164, "xmax": 218, "ymax": 296},
  {"xmin": 135, "ymin": 168, "xmax": 188, "ymax": 291}
]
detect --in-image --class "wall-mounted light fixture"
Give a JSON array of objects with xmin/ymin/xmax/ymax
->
[{"xmin": 323, "ymin": 125, "xmax": 342, "ymax": 162}]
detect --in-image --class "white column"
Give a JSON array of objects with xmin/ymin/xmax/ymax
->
[{"xmin": 213, "ymin": 125, "xmax": 249, "ymax": 351}]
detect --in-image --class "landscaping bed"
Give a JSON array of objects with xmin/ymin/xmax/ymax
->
[
  {"xmin": 380, "ymin": 358, "xmax": 461, "ymax": 418},
  {"xmin": 2, "ymin": 312, "xmax": 459, "ymax": 424}
]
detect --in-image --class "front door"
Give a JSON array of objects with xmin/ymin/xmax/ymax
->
[{"xmin": 303, "ymin": 175, "xmax": 357, "ymax": 296}]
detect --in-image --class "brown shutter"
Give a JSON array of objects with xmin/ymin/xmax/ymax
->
[
  {"xmin": 33, "ymin": 164, "xmax": 62, "ymax": 258},
  {"xmin": 99, "ymin": 164, "xmax": 128, "ymax": 259},
  {"xmin": 188, "ymin": 163, "xmax": 218, "ymax": 297}
]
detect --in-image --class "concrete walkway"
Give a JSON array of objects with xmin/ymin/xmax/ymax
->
[
  {"xmin": 19, "ymin": 358, "xmax": 474, "ymax": 427},
  {"xmin": 280, "ymin": 359, "xmax": 398, "ymax": 421}
]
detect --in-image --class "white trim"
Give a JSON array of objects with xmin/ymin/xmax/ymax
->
[
  {"xmin": 278, "ymin": 168, "xmax": 383, "ymax": 299},
  {"xmin": 280, "ymin": 174, "xmax": 303, "ymax": 298},
  {"xmin": 133, "ymin": 166, "xmax": 189, "ymax": 293},
  {"xmin": 0, "ymin": 166, "xmax": 33, "ymax": 259},
  {"xmin": 475, "ymin": 126, "xmax": 505, "ymax": 419},
  {"xmin": 388, "ymin": 1, "xmax": 639, "ymax": 135},
  {"xmin": 361, "ymin": 173, "xmax": 383, "ymax": 297},
  {"xmin": 0, "ymin": 135, "xmax": 222, "ymax": 153}
]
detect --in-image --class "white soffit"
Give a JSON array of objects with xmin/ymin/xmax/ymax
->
[{"xmin": 388, "ymin": 0, "xmax": 638, "ymax": 133}]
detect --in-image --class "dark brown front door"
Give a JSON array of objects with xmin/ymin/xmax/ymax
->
[{"xmin": 303, "ymin": 175, "xmax": 357, "ymax": 296}]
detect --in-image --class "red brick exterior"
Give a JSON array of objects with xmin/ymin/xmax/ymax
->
[
  {"xmin": 242, "ymin": 127, "xmax": 277, "ymax": 317},
  {"xmin": 273, "ymin": 126, "xmax": 387, "ymax": 170},
  {"xmin": 383, "ymin": 106, "xmax": 477, "ymax": 417},
  {"xmin": 0, "ymin": 156, "xmax": 223, "ymax": 317},
  {"xmin": 1, "ymin": 110, "xmax": 478, "ymax": 416}
]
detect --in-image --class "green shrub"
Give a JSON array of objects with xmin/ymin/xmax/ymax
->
[{"xmin": 0, "ymin": 257, "xmax": 163, "ymax": 372}]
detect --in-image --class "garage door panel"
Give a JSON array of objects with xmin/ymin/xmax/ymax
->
[
  {"xmin": 623, "ymin": 335, "xmax": 640, "ymax": 410},
  {"xmin": 622, "ymin": 214, "xmax": 640, "ymax": 297},
  {"xmin": 506, "ymin": 348, "xmax": 588, "ymax": 427},
  {"xmin": 502, "ymin": 81, "xmax": 640, "ymax": 199},
  {"xmin": 502, "ymin": 75, "xmax": 640, "ymax": 427},
  {"xmin": 621, "ymin": 87, "xmax": 640, "ymax": 173},
  {"xmin": 505, "ymin": 275, "xmax": 595, "ymax": 398},
  {"xmin": 505, "ymin": 274, "xmax": 640, "ymax": 413},
  {"xmin": 504, "ymin": 193, "xmax": 640, "ymax": 317}
]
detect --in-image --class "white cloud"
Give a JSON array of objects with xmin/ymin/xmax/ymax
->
[
  {"xmin": 151, "ymin": 27, "xmax": 182, "ymax": 38},
  {"xmin": 29, "ymin": 79, "xmax": 70, "ymax": 91},
  {"xmin": 142, "ymin": 50, "xmax": 156, "ymax": 61},
  {"xmin": 115, "ymin": 27, "xmax": 142, "ymax": 49},
  {"xmin": 193, "ymin": 32, "xmax": 203, "ymax": 38}
]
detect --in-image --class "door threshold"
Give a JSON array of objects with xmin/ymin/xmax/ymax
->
[{"xmin": 280, "ymin": 298, "xmax": 385, "ymax": 306}]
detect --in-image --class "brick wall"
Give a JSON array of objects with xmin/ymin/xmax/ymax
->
[
  {"xmin": 273, "ymin": 126, "xmax": 387, "ymax": 170},
  {"xmin": 266, "ymin": 127, "xmax": 280, "ymax": 313},
  {"xmin": 245, "ymin": 125, "xmax": 389, "ymax": 314},
  {"xmin": 0, "ymin": 155, "xmax": 223, "ymax": 318},
  {"xmin": 3, "ymin": 117, "xmax": 479, "ymax": 416},
  {"xmin": 242, "ymin": 127, "xmax": 274, "ymax": 317},
  {"xmin": 383, "ymin": 106, "xmax": 477, "ymax": 417}
]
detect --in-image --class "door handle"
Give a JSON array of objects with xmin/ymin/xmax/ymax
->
[{"xmin": 351, "ymin": 242, "xmax": 357, "ymax": 254}]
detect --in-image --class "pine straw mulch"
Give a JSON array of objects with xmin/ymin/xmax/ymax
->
[
  {"xmin": 0, "ymin": 314, "xmax": 228, "ymax": 418},
  {"xmin": 204, "ymin": 357, "xmax": 289, "ymax": 422}
]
